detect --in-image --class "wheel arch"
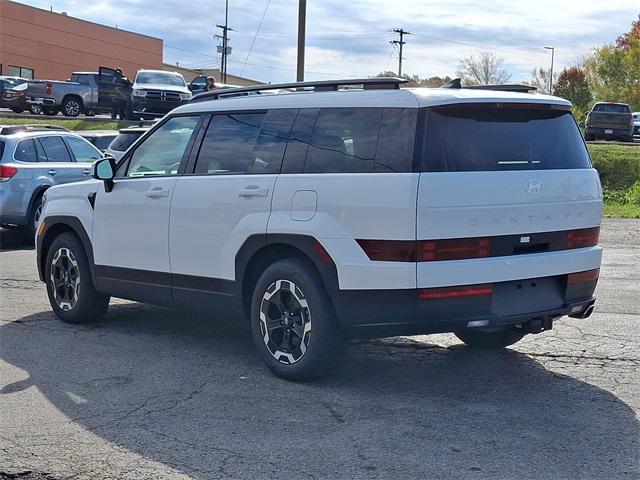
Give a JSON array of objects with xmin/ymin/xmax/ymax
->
[
  {"xmin": 236, "ymin": 234, "xmax": 339, "ymax": 319},
  {"xmin": 37, "ymin": 216, "xmax": 94, "ymax": 283},
  {"xmin": 26, "ymin": 185, "xmax": 49, "ymax": 219}
]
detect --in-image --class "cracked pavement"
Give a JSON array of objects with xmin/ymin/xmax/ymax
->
[{"xmin": 0, "ymin": 219, "xmax": 638, "ymax": 479}]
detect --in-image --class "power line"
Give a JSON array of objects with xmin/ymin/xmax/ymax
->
[
  {"xmin": 390, "ymin": 28, "xmax": 410, "ymax": 76},
  {"xmin": 241, "ymin": 0, "xmax": 271, "ymax": 75}
]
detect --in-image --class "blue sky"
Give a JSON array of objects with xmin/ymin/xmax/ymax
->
[{"xmin": 17, "ymin": 0, "xmax": 639, "ymax": 83}]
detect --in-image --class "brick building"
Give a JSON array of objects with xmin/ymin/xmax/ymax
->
[{"xmin": 0, "ymin": 0, "xmax": 163, "ymax": 80}]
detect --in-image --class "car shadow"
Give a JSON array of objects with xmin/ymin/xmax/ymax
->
[
  {"xmin": 1, "ymin": 303, "xmax": 638, "ymax": 479},
  {"xmin": 0, "ymin": 227, "xmax": 34, "ymax": 252}
]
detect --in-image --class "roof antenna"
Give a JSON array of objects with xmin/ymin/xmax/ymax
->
[{"xmin": 441, "ymin": 78, "xmax": 462, "ymax": 89}]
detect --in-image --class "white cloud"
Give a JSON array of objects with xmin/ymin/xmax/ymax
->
[{"xmin": 15, "ymin": 0, "xmax": 639, "ymax": 83}]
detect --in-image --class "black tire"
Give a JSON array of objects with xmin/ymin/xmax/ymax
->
[
  {"xmin": 24, "ymin": 193, "xmax": 44, "ymax": 239},
  {"xmin": 455, "ymin": 329, "xmax": 525, "ymax": 349},
  {"xmin": 29, "ymin": 103, "xmax": 43, "ymax": 115},
  {"xmin": 584, "ymin": 133, "xmax": 595, "ymax": 142},
  {"xmin": 45, "ymin": 232, "xmax": 110, "ymax": 324},
  {"xmin": 61, "ymin": 97, "xmax": 82, "ymax": 117},
  {"xmin": 11, "ymin": 107, "xmax": 24, "ymax": 113},
  {"xmin": 250, "ymin": 258, "xmax": 346, "ymax": 381}
]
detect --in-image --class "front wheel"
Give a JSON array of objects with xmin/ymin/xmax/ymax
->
[
  {"xmin": 250, "ymin": 258, "xmax": 346, "ymax": 381},
  {"xmin": 29, "ymin": 104, "xmax": 43, "ymax": 115},
  {"xmin": 45, "ymin": 232, "xmax": 110, "ymax": 324},
  {"xmin": 455, "ymin": 329, "xmax": 525, "ymax": 349}
]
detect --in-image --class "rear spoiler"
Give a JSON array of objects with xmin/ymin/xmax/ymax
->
[{"xmin": 441, "ymin": 78, "xmax": 537, "ymax": 93}]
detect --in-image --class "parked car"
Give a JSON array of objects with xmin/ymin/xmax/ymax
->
[
  {"xmin": 0, "ymin": 125, "xmax": 103, "ymax": 236},
  {"xmin": 25, "ymin": 67, "xmax": 131, "ymax": 117},
  {"xmin": 105, "ymin": 126, "xmax": 149, "ymax": 161},
  {"xmin": 36, "ymin": 78, "xmax": 602, "ymax": 381},
  {"xmin": 0, "ymin": 76, "xmax": 29, "ymax": 86},
  {"xmin": 585, "ymin": 102, "xmax": 634, "ymax": 142},
  {"xmin": 130, "ymin": 70, "xmax": 192, "ymax": 119},
  {"xmin": 0, "ymin": 78, "xmax": 29, "ymax": 113},
  {"xmin": 186, "ymin": 75, "xmax": 239, "ymax": 95},
  {"xmin": 632, "ymin": 112, "xmax": 640, "ymax": 138},
  {"xmin": 75, "ymin": 130, "xmax": 118, "ymax": 152}
]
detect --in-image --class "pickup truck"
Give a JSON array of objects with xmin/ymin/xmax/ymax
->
[
  {"xmin": 585, "ymin": 102, "xmax": 634, "ymax": 142},
  {"xmin": 25, "ymin": 67, "xmax": 132, "ymax": 117}
]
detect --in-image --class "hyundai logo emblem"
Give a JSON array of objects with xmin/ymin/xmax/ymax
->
[{"xmin": 525, "ymin": 179, "xmax": 543, "ymax": 194}]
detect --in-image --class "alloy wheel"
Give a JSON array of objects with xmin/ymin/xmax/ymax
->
[
  {"xmin": 65, "ymin": 101, "xmax": 80, "ymax": 116},
  {"xmin": 50, "ymin": 247, "xmax": 80, "ymax": 311},
  {"xmin": 259, "ymin": 279, "xmax": 312, "ymax": 364}
]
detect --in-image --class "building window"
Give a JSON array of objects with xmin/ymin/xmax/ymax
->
[{"xmin": 8, "ymin": 66, "xmax": 34, "ymax": 80}]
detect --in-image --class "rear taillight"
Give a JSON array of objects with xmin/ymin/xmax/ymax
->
[
  {"xmin": 419, "ymin": 283, "xmax": 493, "ymax": 300},
  {"xmin": 568, "ymin": 269, "xmax": 600, "ymax": 285},
  {"xmin": 0, "ymin": 165, "xmax": 18, "ymax": 181},
  {"xmin": 356, "ymin": 239, "xmax": 416, "ymax": 262},
  {"xmin": 419, "ymin": 237, "xmax": 491, "ymax": 261},
  {"xmin": 565, "ymin": 227, "xmax": 600, "ymax": 249},
  {"xmin": 45, "ymin": 83, "xmax": 52, "ymax": 95}
]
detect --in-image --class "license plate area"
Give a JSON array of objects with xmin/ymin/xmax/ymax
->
[
  {"xmin": 605, "ymin": 129, "xmax": 614, "ymax": 134},
  {"xmin": 492, "ymin": 276, "xmax": 564, "ymax": 316}
]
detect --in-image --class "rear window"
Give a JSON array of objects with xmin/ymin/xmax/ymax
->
[
  {"xmin": 89, "ymin": 135, "xmax": 116, "ymax": 150},
  {"xmin": 593, "ymin": 104, "xmax": 631, "ymax": 113},
  {"xmin": 110, "ymin": 132, "xmax": 143, "ymax": 152},
  {"xmin": 421, "ymin": 106, "xmax": 591, "ymax": 171}
]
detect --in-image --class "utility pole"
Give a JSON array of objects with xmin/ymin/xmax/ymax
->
[
  {"xmin": 544, "ymin": 46, "xmax": 555, "ymax": 95},
  {"xmin": 297, "ymin": 0, "xmax": 307, "ymax": 82},
  {"xmin": 216, "ymin": 0, "xmax": 233, "ymax": 83},
  {"xmin": 390, "ymin": 28, "xmax": 410, "ymax": 77}
]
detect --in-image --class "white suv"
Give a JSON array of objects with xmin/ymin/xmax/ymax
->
[{"xmin": 36, "ymin": 78, "xmax": 603, "ymax": 381}]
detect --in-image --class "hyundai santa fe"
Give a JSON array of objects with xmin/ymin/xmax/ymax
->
[{"xmin": 35, "ymin": 78, "xmax": 603, "ymax": 381}]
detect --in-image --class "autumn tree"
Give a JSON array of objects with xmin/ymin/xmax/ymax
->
[
  {"xmin": 456, "ymin": 51, "xmax": 511, "ymax": 85},
  {"xmin": 553, "ymin": 67, "xmax": 592, "ymax": 124}
]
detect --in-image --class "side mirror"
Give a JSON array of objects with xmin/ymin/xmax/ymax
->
[{"xmin": 93, "ymin": 156, "xmax": 116, "ymax": 192}]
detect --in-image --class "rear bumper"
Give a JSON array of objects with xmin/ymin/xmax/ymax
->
[
  {"xmin": 586, "ymin": 126, "xmax": 633, "ymax": 138},
  {"xmin": 333, "ymin": 272, "xmax": 598, "ymax": 338}
]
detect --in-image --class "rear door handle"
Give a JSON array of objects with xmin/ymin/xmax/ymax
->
[
  {"xmin": 48, "ymin": 169, "xmax": 57, "ymax": 176},
  {"xmin": 145, "ymin": 186, "xmax": 170, "ymax": 198},
  {"xmin": 238, "ymin": 185, "xmax": 269, "ymax": 198},
  {"xmin": 82, "ymin": 169, "xmax": 91, "ymax": 175}
]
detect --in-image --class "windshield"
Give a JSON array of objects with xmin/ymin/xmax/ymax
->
[
  {"xmin": 593, "ymin": 103, "xmax": 631, "ymax": 113},
  {"xmin": 135, "ymin": 71, "xmax": 186, "ymax": 87},
  {"xmin": 109, "ymin": 132, "xmax": 144, "ymax": 152},
  {"xmin": 421, "ymin": 106, "xmax": 591, "ymax": 171}
]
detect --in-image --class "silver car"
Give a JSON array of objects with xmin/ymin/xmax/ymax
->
[{"xmin": 0, "ymin": 125, "xmax": 102, "ymax": 235}]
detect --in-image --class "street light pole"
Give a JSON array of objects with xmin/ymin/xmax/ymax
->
[
  {"xmin": 296, "ymin": 0, "xmax": 306, "ymax": 82},
  {"xmin": 544, "ymin": 46, "xmax": 555, "ymax": 95}
]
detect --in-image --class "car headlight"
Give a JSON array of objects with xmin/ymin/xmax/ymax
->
[
  {"xmin": 180, "ymin": 92, "xmax": 192, "ymax": 101},
  {"xmin": 132, "ymin": 89, "xmax": 146, "ymax": 97}
]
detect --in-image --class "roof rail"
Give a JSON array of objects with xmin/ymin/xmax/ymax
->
[
  {"xmin": 191, "ymin": 77, "xmax": 409, "ymax": 102},
  {"xmin": 0, "ymin": 124, "xmax": 70, "ymax": 135},
  {"xmin": 440, "ymin": 78, "xmax": 537, "ymax": 93}
]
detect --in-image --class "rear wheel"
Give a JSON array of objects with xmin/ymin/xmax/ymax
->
[
  {"xmin": 455, "ymin": 329, "xmax": 525, "ymax": 349},
  {"xmin": 250, "ymin": 258, "xmax": 346, "ymax": 381},
  {"xmin": 24, "ymin": 193, "xmax": 44, "ymax": 239},
  {"xmin": 62, "ymin": 97, "xmax": 82, "ymax": 117},
  {"xmin": 29, "ymin": 104, "xmax": 43, "ymax": 115},
  {"xmin": 45, "ymin": 232, "xmax": 110, "ymax": 324},
  {"xmin": 11, "ymin": 107, "xmax": 24, "ymax": 113}
]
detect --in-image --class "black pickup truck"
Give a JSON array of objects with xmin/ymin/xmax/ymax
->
[{"xmin": 585, "ymin": 102, "xmax": 634, "ymax": 142}]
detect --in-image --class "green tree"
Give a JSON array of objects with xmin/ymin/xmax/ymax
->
[
  {"xmin": 584, "ymin": 13, "xmax": 640, "ymax": 110},
  {"xmin": 553, "ymin": 67, "xmax": 592, "ymax": 124}
]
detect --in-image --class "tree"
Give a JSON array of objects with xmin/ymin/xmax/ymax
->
[
  {"xmin": 456, "ymin": 51, "xmax": 511, "ymax": 85},
  {"xmin": 584, "ymin": 13, "xmax": 640, "ymax": 110},
  {"xmin": 529, "ymin": 67, "xmax": 557, "ymax": 95},
  {"xmin": 553, "ymin": 67, "xmax": 592, "ymax": 124}
]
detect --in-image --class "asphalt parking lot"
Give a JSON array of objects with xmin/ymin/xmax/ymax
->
[{"xmin": 0, "ymin": 219, "xmax": 638, "ymax": 480}]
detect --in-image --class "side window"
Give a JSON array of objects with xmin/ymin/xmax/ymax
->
[
  {"xmin": 64, "ymin": 136, "xmax": 102, "ymax": 163},
  {"xmin": 125, "ymin": 116, "xmax": 199, "ymax": 177},
  {"xmin": 375, "ymin": 109, "xmax": 417, "ymax": 172},
  {"xmin": 194, "ymin": 110, "xmax": 295, "ymax": 175},
  {"xmin": 304, "ymin": 108, "xmax": 383, "ymax": 173},
  {"xmin": 282, "ymin": 108, "xmax": 318, "ymax": 174},
  {"xmin": 38, "ymin": 136, "xmax": 73, "ymax": 162},
  {"xmin": 14, "ymin": 139, "xmax": 38, "ymax": 162}
]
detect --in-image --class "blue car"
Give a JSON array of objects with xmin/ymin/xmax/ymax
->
[{"xmin": 0, "ymin": 125, "xmax": 103, "ymax": 236}]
